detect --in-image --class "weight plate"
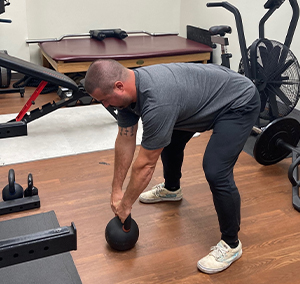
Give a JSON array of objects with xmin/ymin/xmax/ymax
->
[{"xmin": 253, "ymin": 117, "xmax": 300, "ymax": 165}]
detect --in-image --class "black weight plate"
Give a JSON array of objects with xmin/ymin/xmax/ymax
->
[{"xmin": 253, "ymin": 117, "xmax": 300, "ymax": 165}]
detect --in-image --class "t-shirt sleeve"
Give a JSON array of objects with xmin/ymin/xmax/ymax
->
[
  {"xmin": 117, "ymin": 108, "xmax": 140, "ymax": 128},
  {"xmin": 141, "ymin": 104, "xmax": 179, "ymax": 150}
]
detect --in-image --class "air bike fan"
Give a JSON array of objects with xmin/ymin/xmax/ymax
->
[
  {"xmin": 239, "ymin": 39, "xmax": 300, "ymax": 121},
  {"xmin": 238, "ymin": 0, "xmax": 300, "ymax": 123}
]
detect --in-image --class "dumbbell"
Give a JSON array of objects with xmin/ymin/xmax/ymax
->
[
  {"xmin": 2, "ymin": 169, "xmax": 24, "ymax": 201},
  {"xmin": 252, "ymin": 117, "xmax": 300, "ymax": 165},
  {"xmin": 105, "ymin": 214, "xmax": 139, "ymax": 251}
]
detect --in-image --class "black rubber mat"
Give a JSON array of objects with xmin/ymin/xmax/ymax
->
[{"xmin": 0, "ymin": 211, "xmax": 82, "ymax": 284}]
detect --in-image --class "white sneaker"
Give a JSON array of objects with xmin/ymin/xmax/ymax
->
[
  {"xmin": 139, "ymin": 183, "xmax": 183, "ymax": 203},
  {"xmin": 197, "ymin": 240, "xmax": 242, "ymax": 274}
]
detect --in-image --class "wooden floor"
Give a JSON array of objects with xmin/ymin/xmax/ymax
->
[{"xmin": 1, "ymin": 89, "xmax": 300, "ymax": 283}]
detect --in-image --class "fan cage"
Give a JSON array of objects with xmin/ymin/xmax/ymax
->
[{"xmin": 238, "ymin": 39, "xmax": 300, "ymax": 122}]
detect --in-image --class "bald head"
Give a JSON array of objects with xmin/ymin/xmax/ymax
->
[{"xmin": 84, "ymin": 59, "xmax": 129, "ymax": 96}]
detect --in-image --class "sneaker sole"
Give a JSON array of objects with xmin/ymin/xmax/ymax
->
[
  {"xmin": 139, "ymin": 196, "xmax": 183, "ymax": 204},
  {"xmin": 197, "ymin": 250, "xmax": 242, "ymax": 274}
]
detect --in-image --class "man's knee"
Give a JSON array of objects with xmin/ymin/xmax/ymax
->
[
  {"xmin": 203, "ymin": 157, "xmax": 237, "ymax": 193},
  {"xmin": 203, "ymin": 161, "xmax": 223, "ymax": 190}
]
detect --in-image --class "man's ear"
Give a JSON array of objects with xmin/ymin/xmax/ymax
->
[{"xmin": 114, "ymin": 81, "xmax": 124, "ymax": 91}]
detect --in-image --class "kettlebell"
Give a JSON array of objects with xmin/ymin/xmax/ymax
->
[
  {"xmin": 105, "ymin": 214, "xmax": 139, "ymax": 251},
  {"xmin": 24, "ymin": 173, "xmax": 38, "ymax": 197},
  {"xmin": 2, "ymin": 169, "xmax": 24, "ymax": 201}
]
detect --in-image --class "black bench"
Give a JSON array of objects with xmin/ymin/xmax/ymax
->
[{"xmin": 0, "ymin": 52, "xmax": 117, "ymax": 138}]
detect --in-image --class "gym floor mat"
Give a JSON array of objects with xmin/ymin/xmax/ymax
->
[{"xmin": 0, "ymin": 211, "xmax": 82, "ymax": 284}]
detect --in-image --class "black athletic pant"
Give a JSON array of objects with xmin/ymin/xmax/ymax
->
[{"xmin": 161, "ymin": 90, "xmax": 261, "ymax": 245}]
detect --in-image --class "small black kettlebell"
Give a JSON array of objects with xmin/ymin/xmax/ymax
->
[
  {"xmin": 105, "ymin": 214, "xmax": 139, "ymax": 251},
  {"xmin": 2, "ymin": 169, "xmax": 24, "ymax": 201},
  {"xmin": 24, "ymin": 173, "xmax": 38, "ymax": 197}
]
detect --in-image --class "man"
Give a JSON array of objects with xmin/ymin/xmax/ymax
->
[{"xmin": 84, "ymin": 59, "xmax": 260, "ymax": 274}]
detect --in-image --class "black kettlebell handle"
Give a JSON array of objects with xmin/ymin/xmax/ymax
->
[
  {"xmin": 8, "ymin": 169, "xmax": 16, "ymax": 194},
  {"xmin": 27, "ymin": 173, "xmax": 33, "ymax": 193},
  {"xmin": 123, "ymin": 214, "xmax": 132, "ymax": 232}
]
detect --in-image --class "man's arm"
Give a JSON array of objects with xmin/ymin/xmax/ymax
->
[
  {"xmin": 116, "ymin": 145, "xmax": 163, "ymax": 222},
  {"xmin": 111, "ymin": 123, "xmax": 138, "ymax": 213}
]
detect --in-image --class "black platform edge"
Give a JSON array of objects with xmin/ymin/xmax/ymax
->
[
  {"xmin": 0, "ymin": 195, "xmax": 40, "ymax": 216},
  {"xmin": 0, "ymin": 121, "xmax": 27, "ymax": 139},
  {"xmin": 0, "ymin": 222, "xmax": 77, "ymax": 268}
]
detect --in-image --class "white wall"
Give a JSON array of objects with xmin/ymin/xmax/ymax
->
[{"xmin": 0, "ymin": 0, "xmax": 29, "ymax": 60}]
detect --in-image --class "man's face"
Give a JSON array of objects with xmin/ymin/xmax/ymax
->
[{"xmin": 91, "ymin": 87, "xmax": 132, "ymax": 110}]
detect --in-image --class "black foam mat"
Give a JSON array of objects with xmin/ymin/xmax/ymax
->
[{"xmin": 0, "ymin": 211, "xmax": 82, "ymax": 284}]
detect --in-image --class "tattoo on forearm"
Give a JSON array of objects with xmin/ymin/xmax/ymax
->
[{"xmin": 119, "ymin": 126, "xmax": 134, "ymax": 136}]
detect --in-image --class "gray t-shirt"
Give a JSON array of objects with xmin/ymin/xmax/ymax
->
[{"xmin": 118, "ymin": 63, "xmax": 256, "ymax": 150}]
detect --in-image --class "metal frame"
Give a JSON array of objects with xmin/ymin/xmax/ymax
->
[
  {"xmin": 288, "ymin": 151, "xmax": 300, "ymax": 211},
  {"xmin": 0, "ymin": 222, "xmax": 76, "ymax": 268},
  {"xmin": 0, "ymin": 195, "xmax": 40, "ymax": 215}
]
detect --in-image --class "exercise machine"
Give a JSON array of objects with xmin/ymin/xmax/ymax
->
[{"xmin": 207, "ymin": 0, "xmax": 300, "ymax": 123}]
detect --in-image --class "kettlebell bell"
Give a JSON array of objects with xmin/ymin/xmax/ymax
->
[
  {"xmin": 24, "ymin": 173, "xmax": 38, "ymax": 197},
  {"xmin": 105, "ymin": 214, "xmax": 139, "ymax": 251},
  {"xmin": 2, "ymin": 169, "xmax": 24, "ymax": 201}
]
